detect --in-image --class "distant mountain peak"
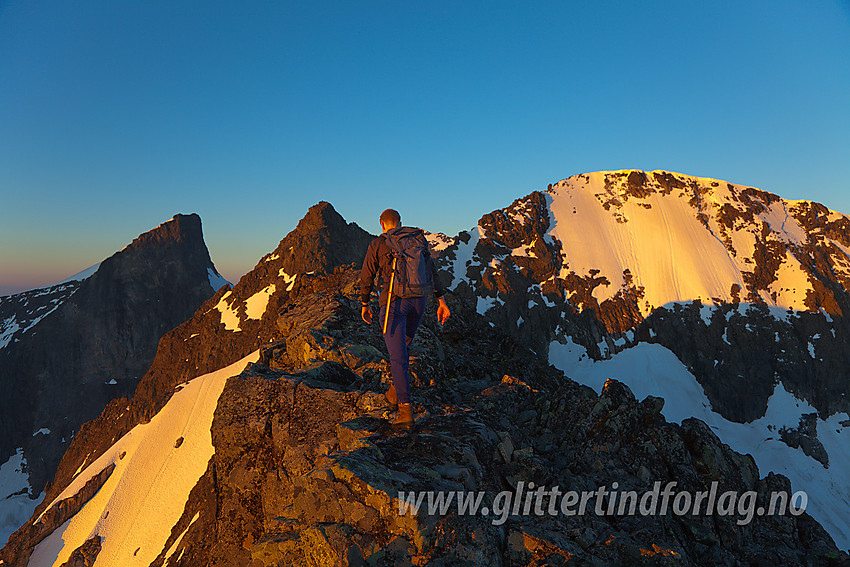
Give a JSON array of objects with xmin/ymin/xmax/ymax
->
[
  {"xmin": 447, "ymin": 170, "xmax": 850, "ymax": 338},
  {"xmin": 123, "ymin": 212, "xmax": 205, "ymax": 250},
  {"xmin": 266, "ymin": 201, "xmax": 374, "ymax": 278}
]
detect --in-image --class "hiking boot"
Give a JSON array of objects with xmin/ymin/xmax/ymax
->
[
  {"xmin": 392, "ymin": 403, "xmax": 414, "ymax": 430},
  {"xmin": 385, "ymin": 383, "xmax": 398, "ymax": 407}
]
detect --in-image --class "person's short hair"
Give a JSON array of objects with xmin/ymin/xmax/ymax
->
[{"xmin": 380, "ymin": 209, "xmax": 401, "ymax": 227}]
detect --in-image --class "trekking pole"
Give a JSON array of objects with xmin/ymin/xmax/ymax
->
[{"xmin": 383, "ymin": 256, "xmax": 397, "ymax": 334}]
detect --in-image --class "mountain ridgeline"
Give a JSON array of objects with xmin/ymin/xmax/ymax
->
[{"xmin": 4, "ymin": 175, "xmax": 850, "ymax": 566}]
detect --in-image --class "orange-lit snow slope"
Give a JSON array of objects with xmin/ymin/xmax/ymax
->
[
  {"xmin": 27, "ymin": 352, "xmax": 259, "ymax": 567},
  {"xmin": 543, "ymin": 171, "xmax": 849, "ymax": 314}
]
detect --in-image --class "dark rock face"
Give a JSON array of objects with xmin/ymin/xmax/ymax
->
[
  {"xmin": 0, "ymin": 213, "xmax": 223, "ymax": 495},
  {"xmin": 264, "ymin": 200, "xmax": 375, "ymax": 277},
  {"xmin": 633, "ymin": 302, "xmax": 850, "ymax": 422}
]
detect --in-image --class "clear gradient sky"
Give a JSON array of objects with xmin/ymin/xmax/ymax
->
[{"xmin": 2, "ymin": 1, "xmax": 849, "ymax": 296}]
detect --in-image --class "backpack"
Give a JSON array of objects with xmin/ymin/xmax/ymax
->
[{"xmin": 382, "ymin": 227, "xmax": 434, "ymax": 299}]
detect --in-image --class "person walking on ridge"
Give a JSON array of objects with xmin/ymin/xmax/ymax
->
[{"xmin": 360, "ymin": 209, "xmax": 450, "ymax": 429}]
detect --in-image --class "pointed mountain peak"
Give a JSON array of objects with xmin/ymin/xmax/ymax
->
[
  {"xmin": 271, "ymin": 202, "xmax": 374, "ymax": 277},
  {"xmin": 290, "ymin": 201, "xmax": 357, "ymax": 240},
  {"xmin": 83, "ymin": 213, "xmax": 221, "ymax": 307}
]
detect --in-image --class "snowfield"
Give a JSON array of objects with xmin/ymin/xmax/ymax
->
[
  {"xmin": 27, "ymin": 352, "xmax": 259, "ymax": 567},
  {"xmin": 207, "ymin": 268, "xmax": 230, "ymax": 292},
  {"xmin": 544, "ymin": 172, "xmax": 829, "ymax": 314},
  {"xmin": 57, "ymin": 263, "xmax": 101, "ymax": 285},
  {"xmin": 0, "ymin": 449, "xmax": 44, "ymax": 547}
]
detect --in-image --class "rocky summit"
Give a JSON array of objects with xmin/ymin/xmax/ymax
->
[
  {"xmin": 0, "ymin": 214, "xmax": 227, "ymax": 515},
  {"xmin": 4, "ymin": 177, "xmax": 850, "ymax": 566}
]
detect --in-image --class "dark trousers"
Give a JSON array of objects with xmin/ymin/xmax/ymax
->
[{"xmin": 380, "ymin": 296, "xmax": 426, "ymax": 405}]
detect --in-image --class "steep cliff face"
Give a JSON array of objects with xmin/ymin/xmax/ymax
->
[
  {"xmin": 5, "ymin": 197, "xmax": 849, "ymax": 566},
  {"xmin": 0, "ymin": 213, "xmax": 225, "ymax": 507}
]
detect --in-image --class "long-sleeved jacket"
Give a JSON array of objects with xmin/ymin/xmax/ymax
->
[{"xmin": 360, "ymin": 227, "xmax": 445, "ymax": 307}]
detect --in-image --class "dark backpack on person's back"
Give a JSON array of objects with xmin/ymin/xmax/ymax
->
[{"xmin": 383, "ymin": 227, "xmax": 434, "ymax": 299}]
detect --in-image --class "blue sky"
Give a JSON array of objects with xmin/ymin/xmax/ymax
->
[{"xmin": 2, "ymin": 1, "xmax": 849, "ymax": 294}]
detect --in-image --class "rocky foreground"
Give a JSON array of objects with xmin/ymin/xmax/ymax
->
[{"xmin": 202, "ymin": 269, "xmax": 850, "ymax": 566}]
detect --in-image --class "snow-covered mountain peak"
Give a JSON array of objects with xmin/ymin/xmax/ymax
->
[
  {"xmin": 444, "ymin": 170, "xmax": 850, "ymax": 336},
  {"xmin": 555, "ymin": 171, "xmax": 849, "ymax": 312}
]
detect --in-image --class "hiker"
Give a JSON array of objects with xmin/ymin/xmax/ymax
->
[{"xmin": 360, "ymin": 208, "xmax": 450, "ymax": 428}]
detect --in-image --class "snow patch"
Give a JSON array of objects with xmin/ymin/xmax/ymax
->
[
  {"xmin": 476, "ymin": 295, "xmax": 500, "ymax": 315},
  {"xmin": 244, "ymin": 284, "xmax": 276, "ymax": 320},
  {"xmin": 760, "ymin": 201, "xmax": 808, "ymax": 246},
  {"xmin": 163, "ymin": 511, "xmax": 200, "ymax": 563},
  {"xmin": 447, "ymin": 228, "xmax": 481, "ymax": 290},
  {"xmin": 28, "ymin": 352, "xmax": 259, "ymax": 567},
  {"xmin": 765, "ymin": 254, "xmax": 811, "ymax": 311},
  {"xmin": 32, "ymin": 429, "xmax": 50, "ymax": 437},
  {"xmin": 0, "ymin": 449, "xmax": 44, "ymax": 546},
  {"xmin": 279, "ymin": 270, "xmax": 297, "ymax": 292},
  {"xmin": 511, "ymin": 242, "xmax": 538, "ymax": 258},
  {"xmin": 547, "ymin": 337, "xmax": 589, "ymax": 373},
  {"xmin": 424, "ymin": 231, "xmax": 454, "ymax": 253},
  {"xmin": 207, "ymin": 268, "xmax": 229, "ymax": 291},
  {"xmin": 214, "ymin": 291, "xmax": 241, "ymax": 332},
  {"xmin": 699, "ymin": 304, "xmax": 714, "ymax": 325},
  {"xmin": 0, "ymin": 317, "xmax": 21, "ymax": 349},
  {"xmin": 57, "ymin": 263, "xmax": 101, "ymax": 285}
]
